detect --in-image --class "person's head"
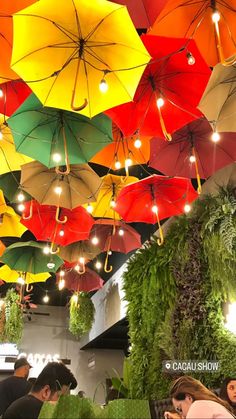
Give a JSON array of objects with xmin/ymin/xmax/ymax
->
[
  {"xmin": 14, "ymin": 357, "xmax": 32, "ymax": 379},
  {"xmin": 170, "ymin": 376, "xmax": 231, "ymax": 418},
  {"xmin": 31, "ymin": 362, "xmax": 77, "ymax": 402},
  {"xmin": 220, "ymin": 377, "xmax": 236, "ymax": 405}
]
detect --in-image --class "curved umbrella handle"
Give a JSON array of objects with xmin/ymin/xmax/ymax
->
[
  {"xmin": 26, "ymin": 283, "xmax": 33, "ymax": 293},
  {"xmin": 55, "ymin": 125, "xmax": 71, "ymax": 175},
  {"xmin": 154, "ymin": 206, "xmax": 164, "ymax": 246},
  {"xmin": 104, "ymin": 249, "xmax": 112, "ymax": 273},
  {"xmin": 22, "ymin": 201, "xmax": 33, "ymax": 220},
  {"xmin": 55, "ymin": 207, "xmax": 68, "ymax": 224},
  {"xmin": 55, "ymin": 164, "xmax": 70, "ymax": 175},
  {"xmin": 77, "ymin": 263, "xmax": 86, "ymax": 275},
  {"xmin": 50, "ymin": 241, "xmax": 60, "ymax": 254},
  {"xmin": 214, "ymin": 19, "xmax": 236, "ymax": 66},
  {"xmin": 191, "ymin": 147, "xmax": 202, "ymax": 194},
  {"xmin": 71, "ymin": 57, "xmax": 88, "ymax": 111},
  {"xmin": 157, "ymin": 106, "xmax": 172, "ymax": 141}
]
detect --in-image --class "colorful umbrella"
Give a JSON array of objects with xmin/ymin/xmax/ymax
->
[
  {"xmin": 56, "ymin": 267, "xmax": 103, "ymax": 292},
  {"xmin": 59, "ymin": 240, "xmax": 101, "ymax": 273},
  {"xmin": 21, "ymin": 200, "xmax": 94, "ymax": 247},
  {"xmin": 106, "ymin": 35, "xmax": 210, "ymax": 140},
  {"xmin": 201, "ymin": 162, "xmax": 236, "ymax": 196},
  {"xmin": 20, "ymin": 161, "xmax": 101, "ymax": 209},
  {"xmin": 150, "ymin": 0, "xmax": 236, "ymax": 67},
  {"xmin": 84, "ymin": 174, "xmax": 138, "ymax": 219},
  {"xmin": 1, "ymin": 240, "xmax": 63, "ymax": 273},
  {"xmin": 149, "ymin": 118, "xmax": 236, "ymax": 193},
  {"xmin": 115, "ymin": 175, "xmax": 198, "ymax": 244},
  {"xmin": 0, "ymin": 171, "xmax": 31, "ymax": 203},
  {"xmin": 0, "ymin": 264, "xmax": 50, "ymax": 284},
  {"xmin": 11, "ymin": 0, "xmax": 150, "ymax": 117},
  {"xmin": 0, "ymin": 80, "xmax": 31, "ymax": 117},
  {"xmin": 8, "ymin": 94, "xmax": 113, "ymax": 170},
  {"xmin": 0, "ymin": 191, "xmax": 27, "ymax": 237},
  {"xmin": 198, "ymin": 60, "xmax": 236, "ymax": 133}
]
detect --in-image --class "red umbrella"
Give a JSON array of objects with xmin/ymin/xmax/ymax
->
[
  {"xmin": 115, "ymin": 175, "xmax": 198, "ymax": 244},
  {"xmin": 20, "ymin": 200, "xmax": 94, "ymax": 247},
  {"xmin": 149, "ymin": 118, "xmax": 236, "ymax": 193},
  {"xmin": 106, "ymin": 35, "xmax": 210, "ymax": 140},
  {"xmin": 0, "ymin": 80, "xmax": 31, "ymax": 116},
  {"xmin": 56, "ymin": 267, "xmax": 103, "ymax": 292}
]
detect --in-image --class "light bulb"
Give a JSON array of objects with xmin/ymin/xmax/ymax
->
[
  {"xmin": 52, "ymin": 153, "xmax": 61, "ymax": 163},
  {"xmin": 115, "ymin": 160, "xmax": 121, "ymax": 170},
  {"xmin": 91, "ymin": 236, "xmax": 99, "ymax": 245},
  {"xmin": 108, "ymin": 250, "xmax": 112, "ymax": 255},
  {"xmin": 0, "ymin": 131, "xmax": 3, "ymax": 140},
  {"xmin": 86, "ymin": 204, "xmax": 94, "ymax": 214},
  {"xmin": 43, "ymin": 246, "xmax": 50, "ymax": 255},
  {"xmin": 0, "ymin": 88, "xmax": 3, "ymax": 98},
  {"xmin": 211, "ymin": 131, "xmax": 220, "ymax": 142},
  {"xmin": 18, "ymin": 203, "xmax": 25, "ymax": 212},
  {"xmin": 54, "ymin": 186, "xmax": 62, "ymax": 195},
  {"xmin": 156, "ymin": 97, "xmax": 164, "ymax": 108},
  {"xmin": 58, "ymin": 279, "xmax": 65, "ymax": 290},
  {"xmin": 17, "ymin": 192, "xmax": 25, "ymax": 202},
  {"xmin": 59, "ymin": 229, "xmax": 64, "ymax": 237},
  {"xmin": 17, "ymin": 276, "xmax": 25, "ymax": 285},
  {"xmin": 189, "ymin": 155, "xmax": 196, "ymax": 163},
  {"xmin": 59, "ymin": 270, "xmax": 65, "ymax": 277},
  {"xmin": 74, "ymin": 264, "xmax": 80, "ymax": 272},
  {"xmin": 186, "ymin": 52, "xmax": 195, "ymax": 66},
  {"xmin": 184, "ymin": 204, "xmax": 191, "ymax": 213},
  {"xmin": 152, "ymin": 205, "xmax": 158, "ymax": 214},
  {"xmin": 95, "ymin": 261, "xmax": 102, "ymax": 270},
  {"xmin": 118, "ymin": 228, "xmax": 124, "ymax": 236},
  {"xmin": 125, "ymin": 158, "xmax": 132, "ymax": 167},
  {"xmin": 212, "ymin": 11, "xmax": 220, "ymax": 23},
  {"xmin": 110, "ymin": 199, "xmax": 116, "ymax": 208},
  {"xmin": 99, "ymin": 78, "xmax": 108, "ymax": 93},
  {"xmin": 134, "ymin": 138, "xmax": 142, "ymax": 148},
  {"xmin": 71, "ymin": 294, "xmax": 78, "ymax": 304},
  {"xmin": 79, "ymin": 257, "xmax": 85, "ymax": 264},
  {"xmin": 43, "ymin": 294, "xmax": 49, "ymax": 303},
  {"xmin": 47, "ymin": 261, "xmax": 55, "ymax": 270}
]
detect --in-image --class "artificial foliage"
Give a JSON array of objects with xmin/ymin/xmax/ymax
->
[
  {"xmin": 124, "ymin": 187, "xmax": 236, "ymax": 399},
  {"xmin": 0, "ymin": 288, "xmax": 23, "ymax": 344},
  {"xmin": 69, "ymin": 292, "xmax": 95, "ymax": 338}
]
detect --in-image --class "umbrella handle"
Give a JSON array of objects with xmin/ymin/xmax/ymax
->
[
  {"xmin": 104, "ymin": 250, "xmax": 112, "ymax": 273},
  {"xmin": 50, "ymin": 242, "xmax": 60, "ymax": 254},
  {"xmin": 214, "ymin": 20, "xmax": 236, "ymax": 66},
  {"xmin": 192, "ymin": 148, "xmax": 202, "ymax": 194},
  {"xmin": 55, "ymin": 207, "xmax": 68, "ymax": 224},
  {"xmin": 157, "ymin": 106, "xmax": 172, "ymax": 141},
  {"xmin": 22, "ymin": 201, "xmax": 33, "ymax": 220},
  {"xmin": 26, "ymin": 283, "xmax": 33, "ymax": 293},
  {"xmin": 55, "ymin": 126, "xmax": 71, "ymax": 175},
  {"xmin": 71, "ymin": 97, "xmax": 88, "ymax": 111},
  {"xmin": 155, "ymin": 209, "xmax": 164, "ymax": 246},
  {"xmin": 77, "ymin": 263, "xmax": 86, "ymax": 275}
]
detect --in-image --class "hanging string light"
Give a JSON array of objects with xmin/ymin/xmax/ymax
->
[
  {"xmin": 184, "ymin": 203, "xmax": 191, "ymax": 213},
  {"xmin": 43, "ymin": 290, "xmax": 49, "ymax": 303},
  {"xmin": 186, "ymin": 51, "xmax": 195, "ymax": 65}
]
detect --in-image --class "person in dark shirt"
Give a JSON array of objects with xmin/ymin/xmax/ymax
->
[
  {"xmin": 0, "ymin": 357, "xmax": 32, "ymax": 416},
  {"xmin": 3, "ymin": 361, "xmax": 77, "ymax": 419}
]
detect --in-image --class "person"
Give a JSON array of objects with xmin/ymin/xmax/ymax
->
[
  {"xmin": 164, "ymin": 375, "xmax": 235, "ymax": 419},
  {"xmin": 220, "ymin": 377, "xmax": 236, "ymax": 415},
  {"xmin": 0, "ymin": 357, "xmax": 32, "ymax": 416},
  {"xmin": 3, "ymin": 361, "xmax": 77, "ymax": 419}
]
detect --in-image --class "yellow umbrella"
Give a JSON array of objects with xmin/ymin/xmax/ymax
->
[
  {"xmin": 83, "ymin": 174, "xmax": 138, "ymax": 219},
  {"xmin": 11, "ymin": 0, "xmax": 150, "ymax": 118},
  {"xmin": 0, "ymin": 264, "xmax": 50, "ymax": 284},
  {"xmin": 0, "ymin": 192, "xmax": 27, "ymax": 237}
]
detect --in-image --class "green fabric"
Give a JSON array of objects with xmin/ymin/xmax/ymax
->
[
  {"xmin": 0, "ymin": 171, "xmax": 31, "ymax": 203},
  {"xmin": 1, "ymin": 240, "xmax": 63, "ymax": 273},
  {"xmin": 8, "ymin": 93, "xmax": 113, "ymax": 168},
  {"xmin": 107, "ymin": 399, "xmax": 151, "ymax": 419}
]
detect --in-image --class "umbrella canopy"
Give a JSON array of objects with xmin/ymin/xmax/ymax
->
[
  {"xmin": 149, "ymin": 118, "xmax": 236, "ymax": 179},
  {"xmin": 0, "ymin": 240, "xmax": 6, "ymax": 257},
  {"xmin": 90, "ymin": 219, "xmax": 141, "ymax": 254},
  {"xmin": 1, "ymin": 240, "xmax": 63, "ymax": 273},
  {"xmin": 198, "ymin": 61, "xmax": 236, "ymax": 133},
  {"xmin": 11, "ymin": 0, "xmax": 150, "ymax": 118},
  {"xmin": 0, "ymin": 171, "xmax": 31, "ymax": 203},
  {"xmin": 106, "ymin": 35, "xmax": 210, "ymax": 139},
  {"xmin": 0, "ymin": 192, "xmax": 27, "ymax": 237},
  {"xmin": 56, "ymin": 267, "xmax": 103, "ymax": 292},
  {"xmin": 59, "ymin": 240, "xmax": 100, "ymax": 264},
  {"xmin": 20, "ymin": 161, "xmax": 101, "ymax": 209},
  {"xmin": 8, "ymin": 94, "xmax": 113, "ymax": 169},
  {"xmin": 0, "ymin": 80, "xmax": 31, "ymax": 117},
  {"xmin": 84, "ymin": 174, "xmax": 138, "ymax": 219},
  {"xmin": 201, "ymin": 163, "xmax": 236, "ymax": 196},
  {"xmin": 0, "ymin": 264, "xmax": 50, "ymax": 284},
  {"xmin": 150, "ymin": 0, "xmax": 236, "ymax": 67},
  {"xmin": 21, "ymin": 200, "xmax": 94, "ymax": 246}
]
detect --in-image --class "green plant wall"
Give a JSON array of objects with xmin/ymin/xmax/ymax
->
[
  {"xmin": 0, "ymin": 288, "xmax": 23, "ymax": 344},
  {"xmin": 123, "ymin": 187, "xmax": 236, "ymax": 400},
  {"xmin": 69, "ymin": 292, "xmax": 95, "ymax": 338}
]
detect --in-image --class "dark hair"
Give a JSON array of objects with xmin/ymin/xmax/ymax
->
[
  {"xmin": 32, "ymin": 362, "xmax": 77, "ymax": 393},
  {"xmin": 220, "ymin": 377, "xmax": 236, "ymax": 411}
]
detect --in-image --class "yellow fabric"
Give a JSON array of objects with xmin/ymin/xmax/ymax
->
[
  {"xmin": 0, "ymin": 264, "xmax": 50, "ymax": 283},
  {"xmin": 0, "ymin": 212, "xmax": 27, "ymax": 237},
  {"xmin": 11, "ymin": 0, "xmax": 150, "ymax": 117}
]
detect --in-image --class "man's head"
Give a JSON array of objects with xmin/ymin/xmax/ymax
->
[
  {"xmin": 14, "ymin": 357, "xmax": 32, "ymax": 379},
  {"xmin": 31, "ymin": 362, "xmax": 77, "ymax": 402}
]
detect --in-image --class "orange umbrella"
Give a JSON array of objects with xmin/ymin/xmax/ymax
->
[
  {"xmin": 151, "ymin": 0, "xmax": 236, "ymax": 67},
  {"xmin": 0, "ymin": 0, "xmax": 37, "ymax": 83}
]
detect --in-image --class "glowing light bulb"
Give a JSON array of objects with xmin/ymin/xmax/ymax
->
[
  {"xmin": 134, "ymin": 138, "xmax": 142, "ymax": 148},
  {"xmin": 86, "ymin": 204, "xmax": 94, "ymax": 214},
  {"xmin": 74, "ymin": 264, "xmax": 80, "ymax": 272},
  {"xmin": 91, "ymin": 236, "xmax": 99, "ymax": 245},
  {"xmin": 58, "ymin": 279, "xmax": 65, "ymax": 290},
  {"xmin": 18, "ymin": 203, "xmax": 25, "ymax": 212},
  {"xmin": 59, "ymin": 229, "xmax": 64, "ymax": 237},
  {"xmin": 189, "ymin": 155, "xmax": 196, "ymax": 163},
  {"xmin": 43, "ymin": 245, "xmax": 50, "ymax": 255},
  {"xmin": 0, "ymin": 131, "xmax": 3, "ymax": 140},
  {"xmin": 17, "ymin": 276, "xmax": 25, "ymax": 285},
  {"xmin": 59, "ymin": 270, "xmax": 65, "ymax": 277},
  {"xmin": 156, "ymin": 97, "xmax": 164, "ymax": 108},
  {"xmin": 115, "ymin": 160, "xmax": 121, "ymax": 170},
  {"xmin": 125, "ymin": 158, "xmax": 132, "ymax": 167},
  {"xmin": 118, "ymin": 228, "xmax": 124, "ymax": 236},
  {"xmin": 186, "ymin": 52, "xmax": 195, "ymax": 65},
  {"xmin": 212, "ymin": 131, "xmax": 220, "ymax": 142},
  {"xmin": 79, "ymin": 257, "xmax": 85, "ymax": 264},
  {"xmin": 71, "ymin": 294, "xmax": 78, "ymax": 304},
  {"xmin": 152, "ymin": 205, "xmax": 158, "ymax": 214},
  {"xmin": 95, "ymin": 261, "xmax": 102, "ymax": 270},
  {"xmin": 52, "ymin": 153, "xmax": 61, "ymax": 163},
  {"xmin": 43, "ymin": 294, "xmax": 49, "ymax": 303},
  {"xmin": 0, "ymin": 88, "xmax": 3, "ymax": 98},
  {"xmin": 110, "ymin": 199, "xmax": 116, "ymax": 208},
  {"xmin": 54, "ymin": 186, "xmax": 62, "ymax": 195},
  {"xmin": 17, "ymin": 192, "xmax": 25, "ymax": 202},
  {"xmin": 184, "ymin": 204, "xmax": 191, "ymax": 213},
  {"xmin": 47, "ymin": 261, "xmax": 55, "ymax": 270},
  {"xmin": 99, "ymin": 78, "xmax": 108, "ymax": 93},
  {"xmin": 108, "ymin": 250, "xmax": 112, "ymax": 255},
  {"xmin": 212, "ymin": 11, "xmax": 220, "ymax": 23}
]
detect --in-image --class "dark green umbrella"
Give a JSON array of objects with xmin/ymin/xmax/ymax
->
[
  {"xmin": 0, "ymin": 171, "xmax": 31, "ymax": 203},
  {"xmin": 7, "ymin": 94, "xmax": 113, "ymax": 171},
  {"xmin": 1, "ymin": 240, "xmax": 63, "ymax": 274}
]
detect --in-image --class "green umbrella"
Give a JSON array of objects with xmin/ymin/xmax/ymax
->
[
  {"xmin": 1, "ymin": 241, "xmax": 63, "ymax": 274},
  {"xmin": 0, "ymin": 171, "xmax": 31, "ymax": 203},
  {"xmin": 7, "ymin": 94, "xmax": 113, "ymax": 170}
]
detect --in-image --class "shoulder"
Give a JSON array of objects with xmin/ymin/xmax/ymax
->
[
  {"xmin": 187, "ymin": 400, "xmax": 234, "ymax": 419},
  {"xmin": 3, "ymin": 395, "xmax": 43, "ymax": 419}
]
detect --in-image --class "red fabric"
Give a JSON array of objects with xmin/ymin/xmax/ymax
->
[
  {"xmin": 106, "ymin": 35, "xmax": 210, "ymax": 137},
  {"xmin": 56, "ymin": 267, "xmax": 103, "ymax": 292},
  {"xmin": 115, "ymin": 175, "xmax": 198, "ymax": 223},
  {"xmin": 21, "ymin": 201, "xmax": 94, "ymax": 246},
  {"xmin": 0, "ymin": 80, "xmax": 31, "ymax": 116},
  {"xmin": 149, "ymin": 118, "xmax": 236, "ymax": 179}
]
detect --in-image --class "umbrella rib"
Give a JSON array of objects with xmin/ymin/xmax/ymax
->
[{"xmin": 71, "ymin": 0, "xmax": 82, "ymax": 39}]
